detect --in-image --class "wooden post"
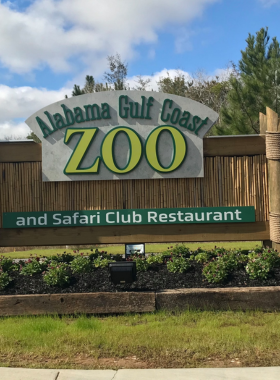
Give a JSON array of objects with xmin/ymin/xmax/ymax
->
[
  {"xmin": 260, "ymin": 112, "xmax": 271, "ymax": 248},
  {"xmin": 266, "ymin": 107, "xmax": 280, "ymax": 251},
  {"xmin": 259, "ymin": 112, "xmax": 267, "ymax": 134}
]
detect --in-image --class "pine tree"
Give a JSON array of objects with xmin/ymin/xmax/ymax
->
[
  {"xmin": 219, "ymin": 27, "xmax": 280, "ymax": 135},
  {"xmin": 72, "ymin": 84, "xmax": 85, "ymax": 97},
  {"xmin": 83, "ymin": 75, "xmax": 95, "ymax": 93}
]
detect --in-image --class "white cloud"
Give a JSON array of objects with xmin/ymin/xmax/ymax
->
[
  {"xmin": 212, "ymin": 67, "xmax": 233, "ymax": 80},
  {"xmin": 127, "ymin": 67, "xmax": 232, "ymax": 91},
  {"xmin": 0, "ymin": 84, "xmax": 69, "ymax": 123},
  {"xmin": 0, "ymin": 84, "xmax": 69, "ymax": 138},
  {"xmin": 258, "ymin": 0, "xmax": 280, "ymax": 7},
  {"xmin": 0, "ymin": 121, "xmax": 29, "ymax": 140},
  {"xmin": 0, "ymin": 0, "xmax": 218, "ymax": 75},
  {"xmin": 127, "ymin": 69, "xmax": 192, "ymax": 91}
]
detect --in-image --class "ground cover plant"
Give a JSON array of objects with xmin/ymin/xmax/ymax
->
[
  {"xmin": 1, "ymin": 310, "xmax": 280, "ymax": 369},
  {"xmin": 20, "ymin": 257, "xmax": 48, "ymax": 276},
  {"xmin": 1, "ymin": 245, "xmax": 280, "ymax": 294},
  {"xmin": 0, "ymin": 271, "xmax": 11, "ymax": 290},
  {"xmin": 43, "ymin": 262, "xmax": 70, "ymax": 287}
]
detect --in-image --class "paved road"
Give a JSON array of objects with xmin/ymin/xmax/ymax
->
[{"xmin": 1, "ymin": 367, "xmax": 280, "ymax": 380}]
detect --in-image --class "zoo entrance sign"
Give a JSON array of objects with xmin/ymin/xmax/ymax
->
[{"xmin": 26, "ymin": 91, "xmax": 219, "ymax": 182}]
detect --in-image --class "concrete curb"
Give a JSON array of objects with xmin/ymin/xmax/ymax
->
[
  {"xmin": 0, "ymin": 367, "xmax": 59, "ymax": 380},
  {"xmin": 1, "ymin": 286, "xmax": 280, "ymax": 316},
  {"xmin": 114, "ymin": 367, "xmax": 280, "ymax": 380},
  {"xmin": 1, "ymin": 367, "xmax": 280, "ymax": 380}
]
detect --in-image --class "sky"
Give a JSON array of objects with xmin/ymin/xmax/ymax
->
[{"xmin": 0, "ymin": 0, "xmax": 280, "ymax": 139}]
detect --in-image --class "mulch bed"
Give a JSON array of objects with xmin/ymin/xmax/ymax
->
[{"xmin": 2, "ymin": 263, "xmax": 280, "ymax": 295}]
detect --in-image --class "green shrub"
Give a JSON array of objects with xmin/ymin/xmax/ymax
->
[
  {"xmin": 0, "ymin": 271, "xmax": 11, "ymax": 290},
  {"xmin": 70, "ymin": 256, "xmax": 92, "ymax": 274},
  {"xmin": 212, "ymin": 247, "xmax": 227, "ymax": 257},
  {"xmin": 0, "ymin": 256, "xmax": 18, "ymax": 272},
  {"xmin": 50, "ymin": 252, "xmax": 75, "ymax": 263},
  {"xmin": 20, "ymin": 258, "xmax": 48, "ymax": 276},
  {"xmin": 135, "ymin": 258, "xmax": 149, "ymax": 272},
  {"xmin": 191, "ymin": 247, "xmax": 217, "ymax": 261},
  {"xmin": 260, "ymin": 249, "xmax": 280, "ymax": 267},
  {"xmin": 88, "ymin": 251, "xmax": 99, "ymax": 261},
  {"xmin": 202, "ymin": 259, "xmax": 228, "ymax": 284},
  {"xmin": 91, "ymin": 248, "xmax": 107, "ymax": 256},
  {"xmin": 248, "ymin": 251, "xmax": 259, "ymax": 261},
  {"xmin": 219, "ymin": 251, "xmax": 240, "ymax": 272},
  {"xmin": 103, "ymin": 254, "xmax": 119, "ymax": 261},
  {"xmin": 61, "ymin": 252, "xmax": 75, "ymax": 263},
  {"xmin": 89, "ymin": 248, "xmax": 118, "ymax": 262},
  {"xmin": 163, "ymin": 244, "xmax": 190, "ymax": 258},
  {"xmin": 93, "ymin": 257, "xmax": 115, "ymax": 268},
  {"xmin": 245, "ymin": 248, "xmax": 280, "ymax": 280},
  {"xmin": 147, "ymin": 254, "xmax": 164, "ymax": 265},
  {"xmin": 245, "ymin": 258, "xmax": 271, "ymax": 280},
  {"xmin": 191, "ymin": 247, "xmax": 205, "ymax": 256},
  {"xmin": 166, "ymin": 257, "xmax": 190, "ymax": 273},
  {"xmin": 211, "ymin": 249, "xmax": 248, "ymax": 272},
  {"xmin": 252, "ymin": 247, "xmax": 263, "ymax": 254},
  {"xmin": 91, "ymin": 248, "xmax": 108, "ymax": 255},
  {"xmin": 194, "ymin": 252, "xmax": 211, "ymax": 264},
  {"xmin": 235, "ymin": 252, "xmax": 249, "ymax": 266},
  {"xmin": 43, "ymin": 262, "xmax": 70, "ymax": 287},
  {"xmin": 113, "ymin": 254, "xmax": 123, "ymax": 261}
]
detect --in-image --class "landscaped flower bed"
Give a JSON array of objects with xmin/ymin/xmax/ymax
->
[{"xmin": 1, "ymin": 245, "xmax": 280, "ymax": 295}]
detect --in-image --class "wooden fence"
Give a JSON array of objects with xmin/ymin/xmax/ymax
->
[{"xmin": 0, "ymin": 135, "xmax": 270, "ymax": 246}]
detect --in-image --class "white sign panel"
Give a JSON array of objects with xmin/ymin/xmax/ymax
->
[{"xmin": 25, "ymin": 91, "xmax": 219, "ymax": 182}]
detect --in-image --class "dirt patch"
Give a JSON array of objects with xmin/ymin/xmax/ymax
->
[{"xmin": 1, "ymin": 352, "xmax": 280, "ymax": 370}]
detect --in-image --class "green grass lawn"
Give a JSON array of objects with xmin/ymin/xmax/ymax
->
[
  {"xmin": 1, "ymin": 241, "xmax": 262, "ymax": 259},
  {"xmin": 0, "ymin": 310, "xmax": 279, "ymax": 369}
]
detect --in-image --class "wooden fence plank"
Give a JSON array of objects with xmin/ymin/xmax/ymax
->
[
  {"xmin": 203, "ymin": 135, "xmax": 266, "ymax": 156},
  {"xmin": 0, "ymin": 142, "xmax": 42, "ymax": 162},
  {"xmin": 0, "ymin": 222, "xmax": 269, "ymax": 246},
  {"xmin": 0, "ymin": 136, "xmax": 266, "ymax": 163}
]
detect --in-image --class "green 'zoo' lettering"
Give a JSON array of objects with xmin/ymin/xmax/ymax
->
[
  {"xmin": 101, "ymin": 127, "xmax": 142, "ymax": 174},
  {"xmin": 64, "ymin": 128, "xmax": 100, "ymax": 174},
  {"xmin": 63, "ymin": 126, "xmax": 188, "ymax": 175},
  {"xmin": 145, "ymin": 126, "xmax": 187, "ymax": 173}
]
